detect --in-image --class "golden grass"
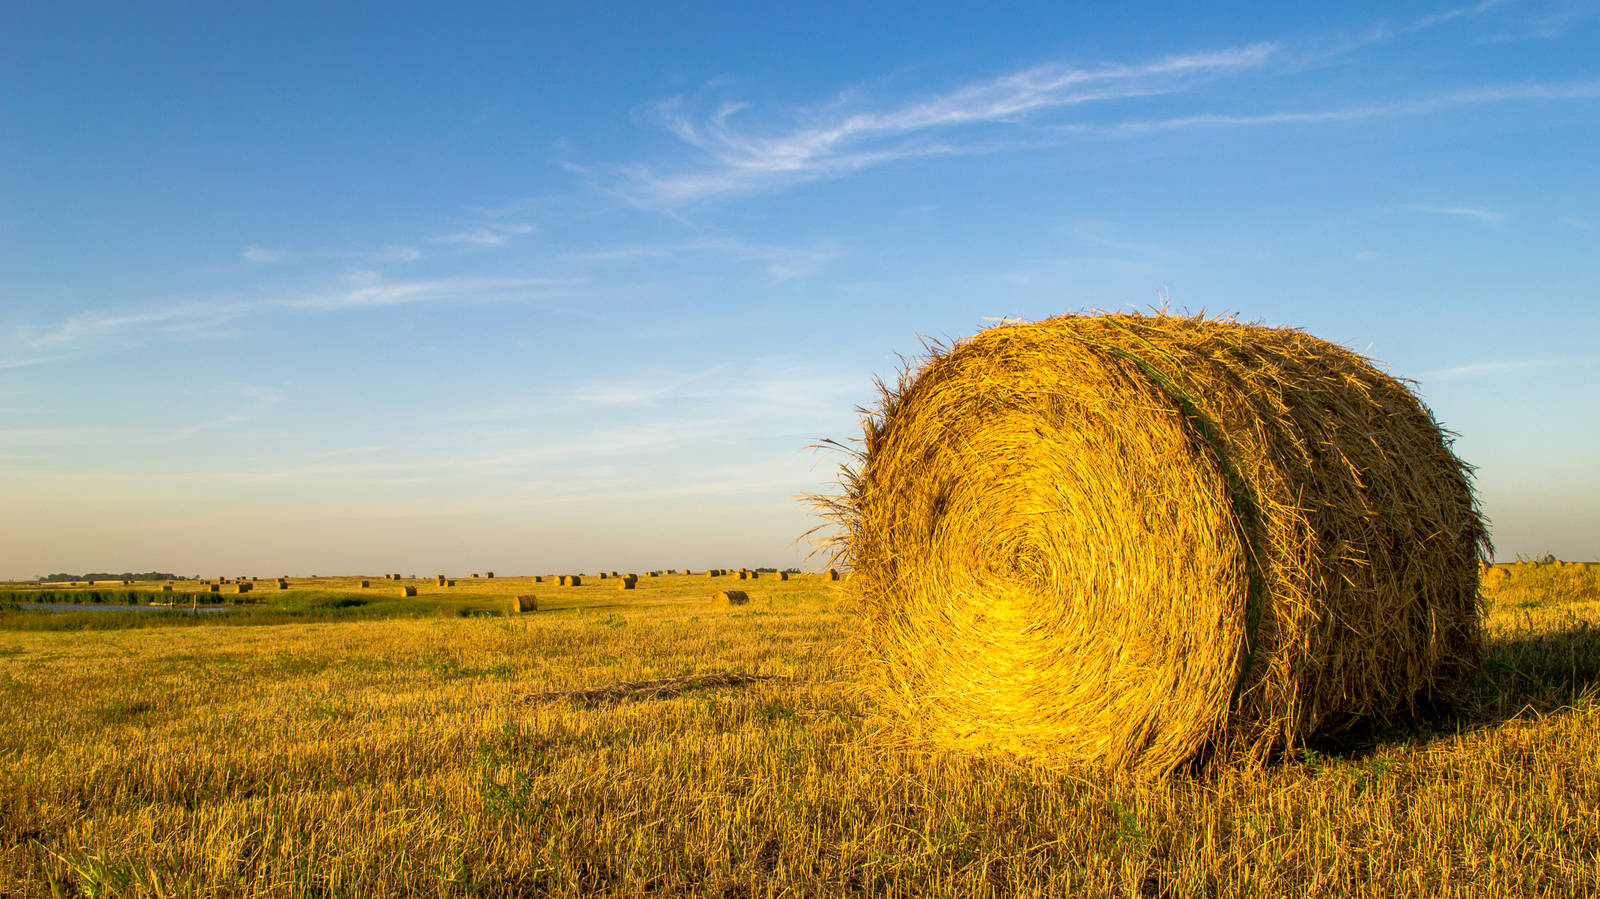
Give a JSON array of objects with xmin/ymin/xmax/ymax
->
[
  {"xmin": 0, "ymin": 569, "xmax": 1596, "ymax": 895},
  {"xmin": 813, "ymin": 312, "xmax": 1486, "ymax": 774}
]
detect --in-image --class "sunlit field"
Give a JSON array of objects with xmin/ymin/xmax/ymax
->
[{"xmin": 2, "ymin": 564, "xmax": 1597, "ymax": 896}]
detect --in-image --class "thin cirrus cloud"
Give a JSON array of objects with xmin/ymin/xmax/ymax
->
[
  {"xmin": 2, "ymin": 274, "xmax": 582, "ymax": 367},
  {"xmin": 428, "ymin": 223, "xmax": 535, "ymax": 246},
  {"xmin": 1420, "ymin": 359, "xmax": 1575, "ymax": 380},
  {"xmin": 614, "ymin": 0, "xmax": 1593, "ymax": 209},
  {"xmin": 628, "ymin": 43, "xmax": 1281, "ymax": 204},
  {"xmin": 1404, "ymin": 203, "xmax": 1505, "ymax": 226}
]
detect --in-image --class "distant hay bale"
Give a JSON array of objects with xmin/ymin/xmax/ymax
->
[
  {"xmin": 778, "ymin": 571, "xmax": 790, "ymax": 581},
  {"xmin": 360, "ymin": 580, "xmax": 370, "ymax": 588},
  {"xmin": 446, "ymin": 579, "xmax": 456, "ymax": 587},
  {"xmin": 828, "ymin": 569, "xmax": 841, "ymax": 581},
  {"xmin": 435, "ymin": 575, "xmax": 446, "ymax": 586},
  {"xmin": 611, "ymin": 571, "xmax": 620, "ymax": 578},
  {"xmin": 719, "ymin": 590, "xmax": 750, "ymax": 606},
  {"xmin": 534, "ymin": 575, "xmax": 543, "ymax": 583},
  {"xmin": 208, "ymin": 584, "xmax": 221, "ymax": 594},
  {"xmin": 649, "ymin": 571, "xmax": 660, "ymax": 577},
  {"xmin": 161, "ymin": 585, "xmax": 173, "ymax": 593},
  {"xmin": 738, "ymin": 570, "xmax": 749, "ymax": 580},
  {"xmin": 235, "ymin": 582, "xmax": 252, "ymax": 594},
  {"xmin": 599, "ymin": 572, "xmax": 608, "ymax": 580},
  {"xmin": 568, "ymin": 575, "xmax": 583, "ymax": 587},
  {"xmin": 513, "ymin": 594, "xmax": 538, "ymax": 613},
  {"xmin": 276, "ymin": 579, "xmax": 288, "ymax": 589},
  {"xmin": 620, "ymin": 576, "xmax": 638, "ymax": 591},
  {"xmin": 402, "ymin": 585, "xmax": 418, "ymax": 597},
  {"xmin": 471, "ymin": 573, "xmax": 480, "ymax": 578},
  {"xmin": 707, "ymin": 570, "xmax": 718, "ymax": 578},
  {"xmin": 486, "ymin": 571, "xmax": 495, "ymax": 579},
  {"xmin": 813, "ymin": 312, "xmax": 1488, "ymax": 773},
  {"xmin": 392, "ymin": 573, "xmax": 401, "ymax": 580}
]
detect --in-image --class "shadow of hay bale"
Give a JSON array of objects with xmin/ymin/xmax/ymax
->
[{"xmin": 524, "ymin": 672, "xmax": 788, "ymax": 708}]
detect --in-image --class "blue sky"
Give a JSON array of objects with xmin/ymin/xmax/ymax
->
[{"xmin": 3, "ymin": 1, "xmax": 1597, "ymax": 577}]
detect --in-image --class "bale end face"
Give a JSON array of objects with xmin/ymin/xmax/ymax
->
[{"xmin": 718, "ymin": 590, "xmax": 750, "ymax": 606}]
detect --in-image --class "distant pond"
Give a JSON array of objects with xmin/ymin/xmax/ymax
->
[{"xmin": 18, "ymin": 603, "xmax": 234, "ymax": 614}]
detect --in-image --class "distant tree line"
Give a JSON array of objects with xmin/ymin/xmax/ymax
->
[{"xmin": 37, "ymin": 572, "xmax": 185, "ymax": 583}]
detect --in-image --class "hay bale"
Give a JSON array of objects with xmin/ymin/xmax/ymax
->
[
  {"xmin": 534, "ymin": 575, "xmax": 543, "ymax": 583},
  {"xmin": 738, "ymin": 569, "xmax": 749, "ymax": 580},
  {"xmin": 446, "ymin": 579, "xmax": 456, "ymax": 587},
  {"xmin": 719, "ymin": 589, "xmax": 750, "ymax": 606},
  {"xmin": 486, "ymin": 571, "xmax": 494, "ymax": 579},
  {"xmin": 392, "ymin": 573, "xmax": 401, "ymax": 580},
  {"xmin": 707, "ymin": 570, "xmax": 719, "ymax": 578},
  {"xmin": 568, "ymin": 575, "xmax": 583, "ymax": 587},
  {"xmin": 619, "ymin": 576, "xmax": 638, "ymax": 591},
  {"xmin": 814, "ymin": 312, "xmax": 1488, "ymax": 773},
  {"xmin": 360, "ymin": 580, "xmax": 370, "ymax": 588},
  {"xmin": 276, "ymin": 579, "xmax": 288, "ymax": 589},
  {"xmin": 401, "ymin": 585, "xmax": 418, "ymax": 597},
  {"xmin": 828, "ymin": 569, "xmax": 841, "ymax": 581},
  {"xmin": 235, "ymin": 582, "xmax": 252, "ymax": 594},
  {"xmin": 435, "ymin": 575, "xmax": 446, "ymax": 586},
  {"xmin": 161, "ymin": 585, "xmax": 173, "ymax": 593},
  {"xmin": 599, "ymin": 572, "xmax": 608, "ymax": 579},
  {"xmin": 208, "ymin": 584, "xmax": 221, "ymax": 594},
  {"xmin": 513, "ymin": 594, "xmax": 538, "ymax": 613},
  {"xmin": 778, "ymin": 571, "xmax": 790, "ymax": 581}
]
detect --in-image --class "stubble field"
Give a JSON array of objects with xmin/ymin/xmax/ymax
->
[{"xmin": 1, "ymin": 564, "xmax": 1597, "ymax": 897}]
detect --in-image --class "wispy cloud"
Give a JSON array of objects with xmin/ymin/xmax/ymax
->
[
  {"xmin": 242, "ymin": 244, "xmax": 289, "ymax": 263},
  {"xmin": 1048, "ymin": 80, "xmax": 1600, "ymax": 139},
  {"xmin": 3, "ymin": 271, "xmax": 584, "ymax": 367},
  {"xmin": 566, "ymin": 236, "xmax": 838, "ymax": 280},
  {"xmin": 1405, "ymin": 203, "xmax": 1505, "ymax": 225},
  {"xmin": 1420, "ymin": 358, "xmax": 1576, "ymax": 380},
  {"xmin": 614, "ymin": 0, "xmax": 1596, "ymax": 208},
  {"xmin": 428, "ymin": 223, "xmax": 535, "ymax": 246},
  {"xmin": 285, "ymin": 273, "xmax": 574, "ymax": 310},
  {"xmin": 629, "ymin": 43, "xmax": 1279, "ymax": 203}
]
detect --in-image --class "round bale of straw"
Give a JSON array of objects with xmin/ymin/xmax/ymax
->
[
  {"xmin": 513, "ymin": 594, "xmax": 537, "ymax": 613},
  {"xmin": 401, "ymin": 585, "xmax": 418, "ymax": 597},
  {"xmin": 568, "ymin": 575, "xmax": 583, "ymax": 587},
  {"xmin": 815, "ymin": 312, "xmax": 1488, "ymax": 773},
  {"xmin": 719, "ymin": 589, "xmax": 750, "ymax": 606}
]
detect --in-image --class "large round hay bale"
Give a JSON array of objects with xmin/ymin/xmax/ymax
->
[
  {"xmin": 619, "ymin": 575, "xmax": 638, "ymax": 591},
  {"xmin": 719, "ymin": 590, "xmax": 750, "ymax": 606},
  {"xmin": 817, "ymin": 313, "xmax": 1488, "ymax": 773},
  {"xmin": 401, "ymin": 585, "xmax": 418, "ymax": 597},
  {"xmin": 568, "ymin": 575, "xmax": 583, "ymax": 587},
  {"xmin": 513, "ymin": 594, "xmax": 537, "ymax": 613}
]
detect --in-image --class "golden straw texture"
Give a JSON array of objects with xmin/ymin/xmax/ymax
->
[{"xmin": 814, "ymin": 312, "xmax": 1488, "ymax": 774}]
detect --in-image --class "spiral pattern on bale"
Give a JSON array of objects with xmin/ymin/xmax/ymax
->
[{"xmin": 818, "ymin": 313, "xmax": 1488, "ymax": 773}]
